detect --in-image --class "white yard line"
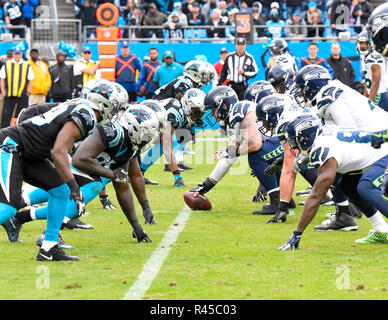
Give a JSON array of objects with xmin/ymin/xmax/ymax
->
[{"xmin": 122, "ymin": 205, "xmax": 192, "ymax": 300}]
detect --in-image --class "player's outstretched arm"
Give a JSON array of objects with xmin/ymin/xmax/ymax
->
[{"xmin": 279, "ymin": 158, "xmax": 338, "ymax": 251}]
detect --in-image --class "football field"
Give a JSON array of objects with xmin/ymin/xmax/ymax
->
[{"xmin": 1, "ymin": 130, "xmax": 388, "ymax": 300}]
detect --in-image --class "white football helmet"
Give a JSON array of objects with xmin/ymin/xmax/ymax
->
[
  {"xmin": 86, "ymin": 81, "xmax": 123, "ymax": 121},
  {"xmin": 184, "ymin": 60, "xmax": 204, "ymax": 85},
  {"xmin": 140, "ymin": 99, "xmax": 168, "ymax": 128},
  {"xmin": 120, "ymin": 104, "xmax": 160, "ymax": 146},
  {"xmin": 81, "ymin": 78, "xmax": 110, "ymax": 99},
  {"xmin": 181, "ymin": 88, "xmax": 206, "ymax": 125},
  {"xmin": 111, "ymin": 82, "xmax": 129, "ymax": 107},
  {"xmin": 201, "ymin": 62, "xmax": 216, "ymax": 85}
]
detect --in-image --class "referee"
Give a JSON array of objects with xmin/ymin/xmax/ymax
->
[{"xmin": 218, "ymin": 37, "xmax": 258, "ymax": 100}]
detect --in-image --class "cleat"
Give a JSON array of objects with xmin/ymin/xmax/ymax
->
[
  {"xmin": 266, "ymin": 209, "xmax": 288, "ymax": 223},
  {"xmin": 178, "ymin": 163, "xmax": 193, "ymax": 171},
  {"xmin": 184, "ymin": 148, "xmax": 196, "ymax": 155},
  {"xmin": 288, "ymin": 198, "xmax": 296, "ymax": 209},
  {"xmin": 349, "ymin": 202, "xmax": 363, "ymax": 219},
  {"xmin": 36, "ymin": 232, "xmax": 75, "ymax": 249},
  {"xmin": 62, "ymin": 218, "xmax": 94, "ymax": 230},
  {"xmin": 298, "ymin": 194, "xmax": 334, "ymax": 206},
  {"xmin": 355, "ymin": 230, "xmax": 388, "ymax": 244},
  {"xmin": 144, "ymin": 176, "xmax": 159, "ymax": 185},
  {"xmin": 36, "ymin": 244, "xmax": 79, "ymax": 261},
  {"xmin": 2, "ymin": 218, "xmax": 23, "ymax": 242},
  {"xmin": 314, "ymin": 213, "xmax": 358, "ymax": 231},
  {"xmin": 296, "ymin": 187, "xmax": 312, "ymax": 196},
  {"xmin": 253, "ymin": 204, "xmax": 277, "ymax": 215}
]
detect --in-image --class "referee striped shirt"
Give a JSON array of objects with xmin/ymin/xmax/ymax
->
[{"xmin": 218, "ymin": 51, "xmax": 258, "ymax": 85}]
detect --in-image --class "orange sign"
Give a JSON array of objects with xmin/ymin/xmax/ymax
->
[{"xmin": 96, "ymin": 3, "xmax": 119, "ymax": 26}]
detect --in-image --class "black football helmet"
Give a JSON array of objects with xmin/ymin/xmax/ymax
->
[
  {"xmin": 267, "ymin": 63, "xmax": 296, "ymax": 93},
  {"xmin": 269, "ymin": 39, "xmax": 288, "ymax": 56},
  {"xmin": 204, "ymin": 86, "xmax": 238, "ymax": 125}
]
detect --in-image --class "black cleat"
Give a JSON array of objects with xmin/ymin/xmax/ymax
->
[
  {"xmin": 99, "ymin": 196, "xmax": 118, "ymax": 209},
  {"xmin": 2, "ymin": 218, "xmax": 23, "ymax": 242},
  {"xmin": 62, "ymin": 218, "xmax": 94, "ymax": 230},
  {"xmin": 266, "ymin": 209, "xmax": 288, "ymax": 223},
  {"xmin": 298, "ymin": 194, "xmax": 334, "ymax": 206},
  {"xmin": 178, "ymin": 164, "xmax": 193, "ymax": 171},
  {"xmin": 36, "ymin": 232, "xmax": 75, "ymax": 249},
  {"xmin": 253, "ymin": 204, "xmax": 277, "ymax": 215},
  {"xmin": 36, "ymin": 244, "xmax": 79, "ymax": 261},
  {"xmin": 144, "ymin": 177, "xmax": 159, "ymax": 185},
  {"xmin": 314, "ymin": 213, "xmax": 358, "ymax": 231},
  {"xmin": 288, "ymin": 198, "xmax": 296, "ymax": 209},
  {"xmin": 349, "ymin": 202, "xmax": 363, "ymax": 219},
  {"xmin": 132, "ymin": 230, "xmax": 152, "ymax": 243}
]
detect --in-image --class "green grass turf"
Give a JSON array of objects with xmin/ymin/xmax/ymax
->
[{"xmin": 1, "ymin": 130, "xmax": 388, "ymax": 300}]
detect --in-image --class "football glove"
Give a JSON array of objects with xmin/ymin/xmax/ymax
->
[
  {"xmin": 190, "ymin": 177, "xmax": 215, "ymax": 195},
  {"xmin": 214, "ymin": 146, "xmax": 239, "ymax": 160},
  {"xmin": 143, "ymin": 208, "xmax": 157, "ymax": 225},
  {"xmin": 383, "ymin": 174, "xmax": 388, "ymax": 199},
  {"xmin": 292, "ymin": 154, "xmax": 310, "ymax": 173},
  {"xmin": 67, "ymin": 179, "xmax": 86, "ymax": 216},
  {"xmin": 99, "ymin": 195, "xmax": 117, "ymax": 210},
  {"xmin": 174, "ymin": 176, "xmax": 185, "ymax": 187},
  {"xmin": 113, "ymin": 168, "xmax": 129, "ymax": 183},
  {"xmin": 132, "ymin": 230, "xmax": 152, "ymax": 243},
  {"xmin": 267, "ymin": 201, "xmax": 289, "ymax": 223},
  {"xmin": 371, "ymin": 129, "xmax": 388, "ymax": 149},
  {"xmin": 278, "ymin": 231, "xmax": 302, "ymax": 251},
  {"xmin": 252, "ymin": 183, "xmax": 268, "ymax": 202},
  {"xmin": 264, "ymin": 157, "xmax": 283, "ymax": 176}
]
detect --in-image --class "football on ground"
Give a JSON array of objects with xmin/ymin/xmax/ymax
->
[{"xmin": 183, "ymin": 191, "xmax": 212, "ymax": 211}]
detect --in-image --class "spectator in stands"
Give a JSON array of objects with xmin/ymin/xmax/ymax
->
[
  {"xmin": 213, "ymin": 47, "xmax": 228, "ymax": 85},
  {"xmin": 164, "ymin": 11, "xmax": 185, "ymax": 39},
  {"xmin": 27, "ymin": 48, "xmax": 51, "ymax": 105},
  {"xmin": 303, "ymin": 2, "xmax": 321, "ymax": 23},
  {"xmin": 4, "ymin": 0, "xmax": 26, "ymax": 38},
  {"xmin": 265, "ymin": 8, "xmax": 285, "ymax": 38},
  {"xmin": 128, "ymin": 6, "xmax": 146, "ymax": 38},
  {"xmin": 143, "ymin": 3, "xmax": 168, "ymax": 38},
  {"xmin": 285, "ymin": 11, "xmax": 307, "ymax": 38},
  {"xmin": 50, "ymin": 52, "xmax": 74, "ymax": 103},
  {"xmin": 141, "ymin": 48, "xmax": 161, "ymax": 99},
  {"xmin": 285, "ymin": 0, "xmax": 303, "ymax": 20},
  {"xmin": 173, "ymin": 2, "xmax": 188, "ymax": 26},
  {"xmin": 202, "ymin": 0, "xmax": 218, "ymax": 21},
  {"xmin": 352, "ymin": 0, "xmax": 372, "ymax": 33},
  {"xmin": 326, "ymin": 42, "xmax": 355, "ymax": 87},
  {"xmin": 299, "ymin": 42, "xmax": 333, "ymax": 76},
  {"xmin": 252, "ymin": 2, "xmax": 267, "ymax": 37},
  {"xmin": 330, "ymin": 0, "xmax": 351, "ymax": 36},
  {"xmin": 23, "ymin": 0, "xmax": 39, "ymax": 28},
  {"xmin": 76, "ymin": 0, "xmax": 98, "ymax": 38},
  {"xmin": 114, "ymin": 41, "xmax": 143, "ymax": 102},
  {"xmin": 153, "ymin": 50, "xmax": 184, "ymax": 89},
  {"xmin": 227, "ymin": 0, "xmax": 239, "ymax": 11},
  {"xmin": 306, "ymin": 11, "xmax": 324, "ymax": 37},
  {"xmin": 206, "ymin": 8, "xmax": 229, "ymax": 38},
  {"xmin": 157, "ymin": 0, "xmax": 175, "ymax": 13},
  {"xmin": 73, "ymin": 46, "xmax": 100, "ymax": 97},
  {"xmin": 240, "ymin": 0, "xmax": 258, "ymax": 9},
  {"xmin": 124, "ymin": 0, "xmax": 136, "ymax": 22},
  {"xmin": 182, "ymin": 0, "xmax": 195, "ymax": 15},
  {"xmin": 187, "ymin": 2, "xmax": 206, "ymax": 26},
  {"xmin": 269, "ymin": 2, "xmax": 283, "ymax": 20},
  {"xmin": 218, "ymin": 1, "xmax": 230, "ymax": 19},
  {"xmin": 349, "ymin": 0, "xmax": 359, "ymax": 26}
]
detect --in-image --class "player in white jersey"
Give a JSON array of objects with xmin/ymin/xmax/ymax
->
[
  {"xmin": 279, "ymin": 115, "xmax": 388, "ymax": 250},
  {"xmin": 357, "ymin": 31, "xmax": 388, "ymax": 112}
]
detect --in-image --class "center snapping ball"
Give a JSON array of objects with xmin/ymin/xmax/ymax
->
[{"xmin": 183, "ymin": 191, "xmax": 212, "ymax": 211}]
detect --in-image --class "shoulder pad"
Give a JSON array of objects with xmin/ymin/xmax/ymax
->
[
  {"xmin": 69, "ymin": 105, "xmax": 97, "ymax": 138},
  {"xmin": 317, "ymin": 87, "xmax": 343, "ymax": 110},
  {"xmin": 98, "ymin": 121, "xmax": 122, "ymax": 148},
  {"xmin": 309, "ymin": 146, "xmax": 330, "ymax": 169},
  {"xmin": 229, "ymin": 101, "xmax": 255, "ymax": 129}
]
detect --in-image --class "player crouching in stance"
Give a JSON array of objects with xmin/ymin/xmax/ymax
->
[
  {"xmin": 279, "ymin": 115, "xmax": 388, "ymax": 250},
  {"xmin": 190, "ymin": 86, "xmax": 263, "ymax": 203}
]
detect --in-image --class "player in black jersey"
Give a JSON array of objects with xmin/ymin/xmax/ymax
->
[
  {"xmin": 0, "ymin": 81, "xmax": 125, "ymax": 261},
  {"xmin": 72, "ymin": 105, "xmax": 160, "ymax": 242}
]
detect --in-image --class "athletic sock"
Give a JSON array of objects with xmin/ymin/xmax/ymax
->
[{"xmin": 368, "ymin": 212, "xmax": 388, "ymax": 233}]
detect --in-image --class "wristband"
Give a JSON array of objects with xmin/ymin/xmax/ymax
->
[
  {"xmin": 226, "ymin": 145, "xmax": 239, "ymax": 158},
  {"xmin": 67, "ymin": 178, "xmax": 79, "ymax": 192},
  {"xmin": 278, "ymin": 200, "xmax": 289, "ymax": 212}
]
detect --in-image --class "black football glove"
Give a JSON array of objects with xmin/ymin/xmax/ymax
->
[
  {"xmin": 113, "ymin": 167, "xmax": 129, "ymax": 183},
  {"xmin": 67, "ymin": 179, "xmax": 85, "ymax": 216},
  {"xmin": 267, "ymin": 201, "xmax": 289, "ymax": 224},
  {"xmin": 132, "ymin": 230, "xmax": 152, "ymax": 243},
  {"xmin": 141, "ymin": 200, "xmax": 157, "ymax": 224},
  {"xmin": 264, "ymin": 157, "xmax": 283, "ymax": 176},
  {"xmin": 99, "ymin": 195, "xmax": 117, "ymax": 210},
  {"xmin": 190, "ymin": 177, "xmax": 215, "ymax": 195},
  {"xmin": 252, "ymin": 183, "xmax": 267, "ymax": 202},
  {"xmin": 371, "ymin": 129, "xmax": 388, "ymax": 149}
]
